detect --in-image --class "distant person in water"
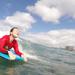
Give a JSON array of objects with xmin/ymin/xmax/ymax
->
[{"xmin": 0, "ymin": 27, "xmax": 28, "ymax": 62}]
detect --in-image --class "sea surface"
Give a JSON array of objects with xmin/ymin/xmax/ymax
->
[{"xmin": 0, "ymin": 40, "xmax": 75, "ymax": 75}]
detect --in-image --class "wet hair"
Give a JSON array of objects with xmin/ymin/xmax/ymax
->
[{"xmin": 10, "ymin": 27, "xmax": 18, "ymax": 32}]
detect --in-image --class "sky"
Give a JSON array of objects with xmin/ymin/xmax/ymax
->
[
  {"xmin": 0, "ymin": 0, "xmax": 75, "ymax": 47},
  {"xmin": 0, "ymin": 0, "xmax": 75, "ymax": 33}
]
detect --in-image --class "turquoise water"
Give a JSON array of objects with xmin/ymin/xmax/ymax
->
[{"xmin": 0, "ymin": 41, "xmax": 75, "ymax": 75}]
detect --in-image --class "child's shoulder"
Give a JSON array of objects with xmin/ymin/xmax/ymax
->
[{"xmin": 3, "ymin": 35, "xmax": 9, "ymax": 38}]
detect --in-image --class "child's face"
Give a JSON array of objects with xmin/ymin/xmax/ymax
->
[{"xmin": 11, "ymin": 29, "xmax": 19, "ymax": 38}]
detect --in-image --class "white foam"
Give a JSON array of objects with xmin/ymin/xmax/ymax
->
[{"xmin": 26, "ymin": 53, "xmax": 38, "ymax": 60}]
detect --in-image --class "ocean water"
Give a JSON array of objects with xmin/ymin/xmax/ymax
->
[{"xmin": 0, "ymin": 41, "xmax": 75, "ymax": 75}]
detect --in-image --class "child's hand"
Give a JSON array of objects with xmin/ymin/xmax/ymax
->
[{"xmin": 21, "ymin": 54, "xmax": 28, "ymax": 62}]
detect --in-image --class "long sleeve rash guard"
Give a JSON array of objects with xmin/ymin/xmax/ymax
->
[{"xmin": 0, "ymin": 35, "xmax": 22, "ymax": 56}]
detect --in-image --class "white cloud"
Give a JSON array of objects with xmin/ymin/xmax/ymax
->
[
  {"xmin": 5, "ymin": 12, "xmax": 35, "ymax": 31},
  {"xmin": 27, "ymin": 0, "xmax": 75, "ymax": 22},
  {"xmin": 25, "ymin": 29, "xmax": 75, "ymax": 48},
  {"xmin": 0, "ymin": 11, "xmax": 36, "ymax": 32},
  {"xmin": 27, "ymin": 4, "xmax": 61, "ymax": 23},
  {"xmin": 0, "ymin": 31, "xmax": 9, "ymax": 38}
]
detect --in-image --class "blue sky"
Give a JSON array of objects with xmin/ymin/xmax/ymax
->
[
  {"xmin": 0, "ymin": 0, "xmax": 36, "ymax": 19},
  {"xmin": 0, "ymin": 0, "xmax": 75, "ymax": 33}
]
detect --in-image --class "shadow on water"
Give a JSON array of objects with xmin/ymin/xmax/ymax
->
[
  {"xmin": 0, "ymin": 57, "xmax": 25, "ymax": 66},
  {"xmin": 0, "ymin": 57, "xmax": 25, "ymax": 75}
]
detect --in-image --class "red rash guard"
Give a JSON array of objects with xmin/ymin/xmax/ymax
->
[{"xmin": 0, "ymin": 35, "xmax": 22, "ymax": 56}]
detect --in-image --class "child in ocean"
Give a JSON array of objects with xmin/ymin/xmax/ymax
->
[{"xmin": 0, "ymin": 27, "xmax": 28, "ymax": 62}]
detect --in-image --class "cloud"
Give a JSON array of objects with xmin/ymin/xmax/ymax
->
[
  {"xmin": 0, "ymin": 31, "xmax": 9, "ymax": 38},
  {"xmin": 0, "ymin": 11, "xmax": 36, "ymax": 32},
  {"xmin": 27, "ymin": 4, "xmax": 61, "ymax": 23},
  {"xmin": 25, "ymin": 29, "xmax": 75, "ymax": 48},
  {"xmin": 27, "ymin": 0, "xmax": 75, "ymax": 23}
]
